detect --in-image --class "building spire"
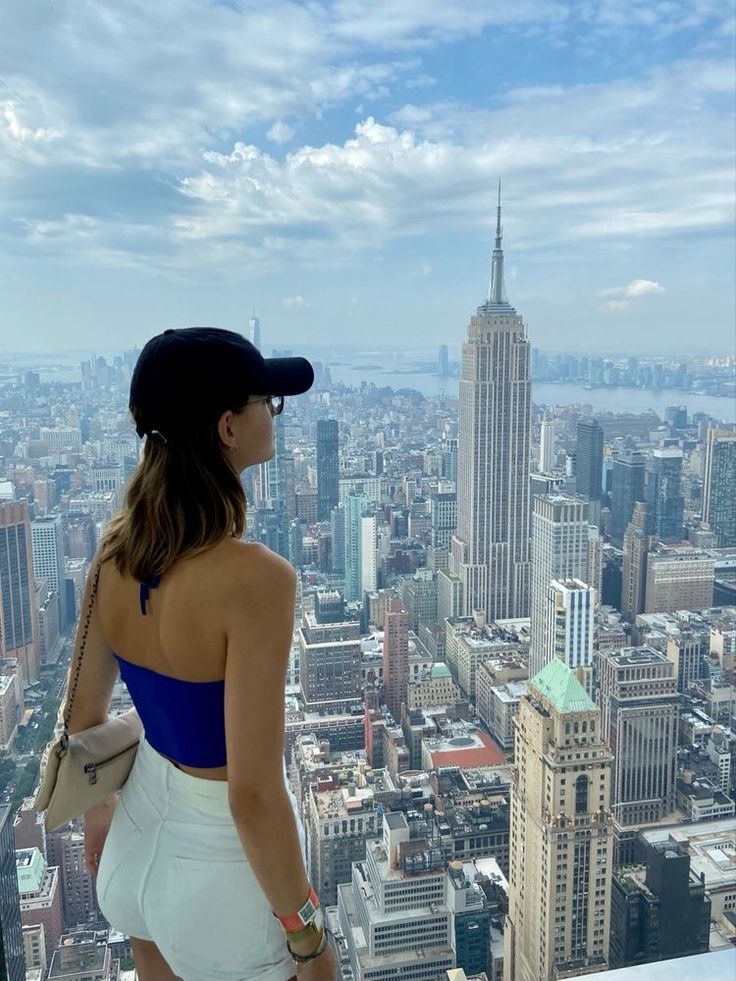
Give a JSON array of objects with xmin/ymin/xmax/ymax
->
[{"xmin": 488, "ymin": 179, "xmax": 508, "ymax": 305}]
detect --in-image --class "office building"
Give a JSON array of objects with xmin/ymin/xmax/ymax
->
[
  {"xmin": 0, "ymin": 806, "xmax": 26, "ymax": 981},
  {"xmin": 610, "ymin": 451, "xmax": 646, "ymax": 545},
  {"xmin": 529, "ymin": 495, "xmax": 590, "ymax": 679},
  {"xmin": 430, "ymin": 485, "xmax": 457, "ymax": 552},
  {"xmin": 596, "ymin": 647, "xmax": 678, "ymax": 825},
  {"xmin": 335, "ymin": 811, "xmax": 455, "ymax": 980},
  {"xmin": 609, "ymin": 839, "xmax": 710, "ymax": 968},
  {"xmin": 505, "ymin": 659, "xmax": 613, "ymax": 981},
  {"xmin": 576, "ymin": 418, "xmax": 604, "ymax": 502},
  {"xmin": 621, "ymin": 502, "xmax": 650, "ymax": 621},
  {"xmin": 17, "ymin": 848, "xmax": 63, "ymax": 966},
  {"xmin": 644, "ymin": 544, "xmax": 715, "ymax": 614},
  {"xmin": 248, "ymin": 309, "xmax": 261, "ymax": 348},
  {"xmin": 450, "ymin": 189, "xmax": 531, "ymax": 621},
  {"xmin": 331, "ymin": 503, "xmax": 346, "ymax": 575},
  {"xmin": 646, "ymin": 447, "xmax": 684, "ymax": 543},
  {"xmin": 0, "ymin": 502, "xmax": 40, "ymax": 684},
  {"xmin": 446, "ymin": 861, "xmax": 492, "ymax": 976},
  {"xmin": 539, "ymin": 414, "xmax": 555, "ymax": 473},
  {"xmin": 298, "ymin": 602, "xmax": 362, "ymax": 710},
  {"xmin": 382, "ymin": 598, "xmax": 409, "ymax": 721},
  {"xmin": 32, "ymin": 515, "xmax": 68, "ymax": 631},
  {"xmin": 316, "ymin": 419, "xmax": 339, "ymax": 521},
  {"xmin": 702, "ymin": 427, "xmax": 736, "ymax": 546}
]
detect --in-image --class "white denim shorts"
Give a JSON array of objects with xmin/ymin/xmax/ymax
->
[{"xmin": 95, "ymin": 732, "xmax": 305, "ymax": 981}]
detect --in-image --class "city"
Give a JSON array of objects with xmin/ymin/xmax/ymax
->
[{"xmin": 0, "ymin": 204, "xmax": 734, "ymax": 980}]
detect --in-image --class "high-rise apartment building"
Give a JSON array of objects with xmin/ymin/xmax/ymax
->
[
  {"xmin": 0, "ymin": 502, "xmax": 40, "ymax": 684},
  {"xmin": 450, "ymin": 189, "xmax": 531, "ymax": 621},
  {"xmin": 505, "ymin": 659, "xmax": 613, "ymax": 981},
  {"xmin": 344, "ymin": 492, "xmax": 375, "ymax": 602},
  {"xmin": 576, "ymin": 418, "xmax": 604, "ymax": 502},
  {"xmin": 702, "ymin": 427, "xmax": 736, "ymax": 547},
  {"xmin": 546, "ymin": 579, "xmax": 595, "ymax": 694},
  {"xmin": 644, "ymin": 543, "xmax": 715, "ymax": 614},
  {"xmin": 610, "ymin": 451, "xmax": 646, "ymax": 545},
  {"xmin": 529, "ymin": 495, "xmax": 590, "ymax": 678},
  {"xmin": 382, "ymin": 598, "xmax": 409, "ymax": 721},
  {"xmin": 31, "ymin": 514, "xmax": 68, "ymax": 631},
  {"xmin": 539, "ymin": 414, "xmax": 555, "ymax": 473},
  {"xmin": 316, "ymin": 419, "xmax": 339, "ymax": 521},
  {"xmin": 596, "ymin": 647, "xmax": 678, "ymax": 826},
  {"xmin": 621, "ymin": 502, "xmax": 650, "ymax": 622},
  {"xmin": 645, "ymin": 447, "xmax": 684, "ymax": 543}
]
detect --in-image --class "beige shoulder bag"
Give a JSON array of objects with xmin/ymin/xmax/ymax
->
[{"xmin": 33, "ymin": 561, "xmax": 143, "ymax": 832}]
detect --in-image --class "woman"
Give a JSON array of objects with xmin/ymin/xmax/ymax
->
[{"xmin": 65, "ymin": 328, "xmax": 337, "ymax": 980}]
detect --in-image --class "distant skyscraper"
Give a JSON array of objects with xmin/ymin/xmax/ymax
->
[
  {"xmin": 438, "ymin": 344, "xmax": 449, "ymax": 377},
  {"xmin": 596, "ymin": 646, "xmax": 678, "ymax": 826},
  {"xmin": 610, "ymin": 450, "xmax": 646, "ymax": 545},
  {"xmin": 451, "ymin": 185, "xmax": 531, "ymax": 620},
  {"xmin": 702, "ymin": 427, "xmax": 736, "ymax": 547},
  {"xmin": 344, "ymin": 492, "xmax": 372, "ymax": 602},
  {"xmin": 248, "ymin": 309, "xmax": 261, "ymax": 349},
  {"xmin": 0, "ymin": 502, "xmax": 40, "ymax": 684},
  {"xmin": 539, "ymin": 414, "xmax": 555, "ymax": 473},
  {"xmin": 31, "ymin": 515, "xmax": 68, "ymax": 631},
  {"xmin": 646, "ymin": 447, "xmax": 684, "ymax": 542},
  {"xmin": 505, "ymin": 659, "xmax": 613, "ymax": 980},
  {"xmin": 621, "ymin": 502, "xmax": 650, "ymax": 621},
  {"xmin": 330, "ymin": 504, "xmax": 346, "ymax": 575},
  {"xmin": 576, "ymin": 417, "xmax": 604, "ymax": 501},
  {"xmin": 382, "ymin": 597, "xmax": 409, "ymax": 721},
  {"xmin": 316, "ymin": 419, "xmax": 339, "ymax": 521},
  {"xmin": 529, "ymin": 495, "xmax": 590, "ymax": 679}
]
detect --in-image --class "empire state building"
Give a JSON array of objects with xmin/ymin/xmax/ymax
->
[{"xmin": 449, "ymin": 187, "xmax": 531, "ymax": 620}]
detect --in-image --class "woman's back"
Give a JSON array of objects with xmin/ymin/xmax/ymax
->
[{"xmin": 97, "ymin": 536, "xmax": 266, "ymax": 781}]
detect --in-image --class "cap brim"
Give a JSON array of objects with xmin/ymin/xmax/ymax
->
[{"xmin": 264, "ymin": 356, "xmax": 314, "ymax": 396}]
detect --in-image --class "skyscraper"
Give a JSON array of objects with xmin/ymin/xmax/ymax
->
[
  {"xmin": 0, "ymin": 502, "xmax": 40, "ymax": 684},
  {"xmin": 316, "ymin": 419, "xmax": 339, "ymax": 521},
  {"xmin": 545, "ymin": 579, "xmax": 595, "ymax": 694},
  {"xmin": 529, "ymin": 495, "xmax": 590, "ymax": 679},
  {"xmin": 702, "ymin": 427, "xmax": 736, "ymax": 547},
  {"xmin": 505, "ymin": 659, "xmax": 613, "ymax": 980},
  {"xmin": 596, "ymin": 647, "xmax": 678, "ymax": 826},
  {"xmin": 576, "ymin": 417, "xmax": 604, "ymax": 502},
  {"xmin": 248, "ymin": 309, "xmax": 261, "ymax": 349},
  {"xmin": 646, "ymin": 447, "xmax": 684, "ymax": 543},
  {"xmin": 621, "ymin": 502, "xmax": 650, "ymax": 621},
  {"xmin": 610, "ymin": 451, "xmax": 646, "ymax": 545},
  {"xmin": 31, "ymin": 515, "xmax": 68, "ymax": 631},
  {"xmin": 0, "ymin": 805, "xmax": 26, "ymax": 981},
  {"xmin": 344, "ymin": 492, "xmax": 375, "ymax": 602},
  {"xmin": 382, "ymin": 597, "xmax": 409, "ymax": 721},
  {"xmin": 451, "ymin": 186, "xmax": 531, "ymax": 621},
  {"xmin": 539, "ymin": 414, "xmax": 555, "ymax": 473}
]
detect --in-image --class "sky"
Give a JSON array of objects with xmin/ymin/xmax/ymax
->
[{"xmin": 1, "ymin": 0, "xmax": 734, "ymax": 357}]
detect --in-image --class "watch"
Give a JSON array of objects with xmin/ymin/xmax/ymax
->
[
  {"xmin": 285, "ymin": 906, "xmax": 325, "ymax": 942},
  {"xmin": 274, "ymin": 886, "xmax": 322, "ymax": 933}
]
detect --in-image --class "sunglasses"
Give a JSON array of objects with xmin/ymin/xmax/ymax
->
[{"xmin": 247, "ymin": 394, "xmax": 284, "ymax": 415}]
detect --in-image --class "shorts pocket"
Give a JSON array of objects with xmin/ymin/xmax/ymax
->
[
  {"xmin": 170, "ymin": 855, "xmax": 288, "ymax": 975},
  {"xmin": 96, "ymin": 796, "xmax": 144, "ymax": 916}
]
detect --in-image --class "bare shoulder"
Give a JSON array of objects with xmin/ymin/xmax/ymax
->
[{"xmin": 217, "ymin": 539, "xmax": 296, "ymax": 606}]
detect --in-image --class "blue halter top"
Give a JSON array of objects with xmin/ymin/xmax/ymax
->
[{"xmin": 113, "ymin": 575, "xmax": 227, "ymax": 768}]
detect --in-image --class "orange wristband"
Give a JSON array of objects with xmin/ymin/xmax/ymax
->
[{"xmin": 275, "ymin": 886, "xmax": 320, "ymax": 933}]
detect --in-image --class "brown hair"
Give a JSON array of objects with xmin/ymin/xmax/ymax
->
[{"xmin": 100, "ymin": 405, "xmax": 246, "ymax": 581}]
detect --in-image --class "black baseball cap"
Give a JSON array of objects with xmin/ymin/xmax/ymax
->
[{"xmin": 129, "ymin": 327, "xmax": 314, "ymax": 439}]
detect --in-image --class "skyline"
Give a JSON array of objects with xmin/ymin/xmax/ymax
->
[{"xmin": 1, "ymin": 1, "xmax": 734, "ymax": 353}]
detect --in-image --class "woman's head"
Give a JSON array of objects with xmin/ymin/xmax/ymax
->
[{"xmin": 101, "ymin": 328, "xmax": 313, "ymax": 580}]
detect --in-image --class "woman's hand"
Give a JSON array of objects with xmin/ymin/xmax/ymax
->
[
  {"xmin": 82, "ymin": 794, "xmax": 117, "ymax": 876},
  {"xmin": 294, "ymin": 942, "xmax": 337, "ymax": 980}
]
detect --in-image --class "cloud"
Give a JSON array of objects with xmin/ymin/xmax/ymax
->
[
  {"xmin": 267, "ymin": 122, "xmax": 295, "ymax": 144},
  {"xmin": 600, "ymin": 278, "xmax": 666, "ymax": 310},
  {"xmin": 282, "ymin": 294, "xmax": 309, "ymax": 307}
]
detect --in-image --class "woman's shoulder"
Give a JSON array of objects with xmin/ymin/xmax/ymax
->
[{"xmin": 205, "ymin": 538, "xmax": 295, "ymax": 586}]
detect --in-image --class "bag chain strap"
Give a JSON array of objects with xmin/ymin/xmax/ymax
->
[{"xmin": 59, "ymin": 560, "xmax": 102, "ymax": 754}]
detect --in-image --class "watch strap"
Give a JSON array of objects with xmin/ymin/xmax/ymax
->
[{"xmin": 275, "ymin": 886, "xmax": 320, "ymax": 933}]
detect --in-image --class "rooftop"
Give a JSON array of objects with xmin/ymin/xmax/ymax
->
[{"xmin": 530, "ymin": 658, "xmax": 596, "ymax": 713}]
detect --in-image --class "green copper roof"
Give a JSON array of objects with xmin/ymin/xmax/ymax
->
[
  {"xmin": 530, "ymin": 658, "xmax": 596, "ymax": 714},
  {"xmin": 431, "ymin": 662, "xmax": 452, "ymax": 679}
]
